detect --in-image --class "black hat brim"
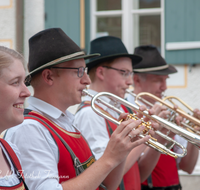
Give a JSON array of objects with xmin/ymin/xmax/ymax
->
[{"xmin": 134, "ymin": 65, "xmax": 177, "ymax": 75}]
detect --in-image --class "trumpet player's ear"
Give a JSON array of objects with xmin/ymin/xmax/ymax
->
[
  {"xmin": 41, "ymin": 69, "xmax": 54, "ymax": 85},
  {"xmin": 133, "ymin": 74, "xmax": 140, "ymax": 85},
  {"xmin": 96, "ymin": 66, "xmax": 105, "ymax": 81}
]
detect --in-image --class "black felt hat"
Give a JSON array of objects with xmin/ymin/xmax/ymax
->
[
  {"xmin": 86, "ymin": 36, "xmax": 142, "ymax": 72},
  {"xmin": 25, "ymin": 28, "xmax": 99, "ymax": 86},
  {"xmin": 133, "ymin": 45, "xmax": 177, "ymax": 75}
]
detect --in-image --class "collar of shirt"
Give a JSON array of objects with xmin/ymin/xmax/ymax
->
[{"xmin": 27, "ymin": 96, "xmax": 75, "ymax": 125}]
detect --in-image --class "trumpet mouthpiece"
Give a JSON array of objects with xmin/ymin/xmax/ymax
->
[{"xmin": 82, "ymin": 89, "xmax": 87, "ymax": 96}]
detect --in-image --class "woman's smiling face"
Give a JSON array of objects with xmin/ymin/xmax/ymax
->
[{"xmin": 0, "ymin": 59, "xmax": 30, "ymax": 131}]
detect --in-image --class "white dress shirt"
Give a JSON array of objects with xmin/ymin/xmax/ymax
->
[
  {"xmin": 0, "ymin": 141, "xmax": 21, "ymax": 186},
  {"xmin": 5, "ymin": 96, "xmax": 76, "ymax": 190},
  {"xmin": 74, "ymin": 89, "xmax": 122, "ymax": 160}
]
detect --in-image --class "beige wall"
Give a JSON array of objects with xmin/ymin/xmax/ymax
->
[{"xmin": 180, "ymin": 175, "xmax": 200, "ymax": 190}]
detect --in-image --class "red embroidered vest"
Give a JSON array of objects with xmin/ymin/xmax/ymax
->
[
  {"xmin": 78, "ymin": 101, "xmax": 141, "ymax": 190},
  {"xmin": 0, "ymin": 138, "xmax": 26, "ymax": 190},
  {"xmin": 142, "ymin": 154, "xmax": 179, "ymax": 187},
  {"xmin": 24, "ymin": 110, "xmax": 99, "ymax": 189}
]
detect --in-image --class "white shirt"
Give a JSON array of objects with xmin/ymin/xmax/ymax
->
[
  {"xmin": 127, "ymin": 93, "xmax": 188, "ymax": 163},
  {"xmin": 5, "ymin": 96, "xmax": 76, "ymax": 190},
  {"xmin": 74, "ymin": 89, "xmax": 122, "ymax": 160},
  {"xmin": 0, "ymin": 141, "xmax": 21, "ymax": 187}
]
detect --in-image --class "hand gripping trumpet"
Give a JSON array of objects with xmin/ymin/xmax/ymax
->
[
  {"xmin": 163, "ymin": 96, "xmax": 200, "ymax": 135},
  {"xmin": 82, "ymin": 89, "xmax": 187, "ymax": 158},
  {"xmin": 126, "ymin": 89, "xmax": 200, "ymax": 149}
]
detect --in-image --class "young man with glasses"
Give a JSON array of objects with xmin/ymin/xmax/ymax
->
[
  {"xmin": 74, "ymin": 36, "xmax": 169, "ymax": 190},
  {"xmin": 4, "ymin": 29, "xmax": 150, "ymax": 190}
]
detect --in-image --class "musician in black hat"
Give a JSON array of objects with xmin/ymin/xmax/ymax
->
[
  {"xmin": 74, "ymin": 36, "xmax": 169, "ymax": 190},
  {"xmin": 4, "ymin": 28, "xmax": 149, "ymax": 190},
  {"xmin": 127, "ymin": 45, "xmax": 199, "ymax": 190}
]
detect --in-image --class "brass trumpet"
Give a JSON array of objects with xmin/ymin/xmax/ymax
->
[
  {"xmin": 126, "ymin": 89, "xmax": 200, "ymax": 149},
  {"xmin": 83, "ymin": 89, "xmax": 187, "ymax": 158},
  {"xmin": 163, "ymin": 96, "xmax": 200, "ymax": 135}
]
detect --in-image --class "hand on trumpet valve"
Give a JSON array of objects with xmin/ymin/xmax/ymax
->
[
  {"xmin": 104, "ymin": 114, "xmax": 151, "ymax": 164},
  {"xmin": 169, "ymin": 104, "xmax": 183, "ymax": 126},
  {"xmin": 192, "ymin": 108, "xmax": 200, "ymax": 131},
  {"xmin": 194, "ymin": 125, "xmax": 200, "ymax": 132},
  {"xmin": 174, "ymin": 114, "xmax": 183, "ymax": 126},
  {"xmin": 118, "ymin": 107, "xmax": 157, "ymax": 141},
  {"xmin": 193, "ymin": 108, "xmax": 200, "ymax": 120},
  {"xmin": 137, "ymin": 104, "xmax": 165, "ymax": 133},
  {"xmin": 117, "ymin": 113, "xmax": 151, "ymax": 142},
  {"xmin": 150, "ymin": 104, "xmax": 168, "ymax": 118}
]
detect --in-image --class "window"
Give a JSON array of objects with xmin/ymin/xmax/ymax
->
[{"xmin": 91, "ymin": 0, "xmax": 164, "ymax": 56}]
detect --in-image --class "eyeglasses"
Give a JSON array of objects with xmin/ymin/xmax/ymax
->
[
  {"xmin": 52, "ymin": 66, "xmax": 88, "ymax": 78},
  {"xmin": 102, "ymin": 66, "xmax": 133, "ymax": 78}
]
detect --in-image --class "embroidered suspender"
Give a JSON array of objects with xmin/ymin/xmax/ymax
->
[{"xmin": 0, "ymin": 138, "xmax": 29, "ymax": 190}]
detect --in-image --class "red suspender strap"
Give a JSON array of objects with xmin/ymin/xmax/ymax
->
[
  {"xmin": 0, "ymin": 138, "xmax": 28, "ymax": 190},
  {"xmin": 0, "ymin": 138, "xmax": 24, "ymax": 178},
  {"xmin": 121, "ymin": 104, "xmax": 136, "ymax": 114}
]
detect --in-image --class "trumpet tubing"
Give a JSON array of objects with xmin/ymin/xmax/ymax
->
[
  {"xmin": 163, "ymin": 96, "xmax": 200, "ymax": 135},
  {"xmin": 83, "ymin": 89, "xmax": 187, "ymax": 158},
  {"xmin": 136, "ymin": 92, "xmax": 200, "ymax": 128},
  {"xmin": 126, "ymin": 90, "xmax": 200, "ymax": 149}
]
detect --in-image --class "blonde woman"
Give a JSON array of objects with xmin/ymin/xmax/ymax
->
[{"xmin": 0, "ymin": 46, "xmax": 30, "ymax": 189}]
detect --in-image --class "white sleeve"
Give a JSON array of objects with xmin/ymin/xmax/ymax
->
[
  {"xmin": 5, "ymin": 120, "xmax": 63, "ymax": 190},
  {"xmin": 74, "ymin": 106, "xmax": 110, "ymax": 160},
  {"xmin": 126, "ymin": 94, "xmax": 136, "ymax": 105},
  {"xmin": 173, "ymin": 135, "xmax": 188, "ymax": 164}
]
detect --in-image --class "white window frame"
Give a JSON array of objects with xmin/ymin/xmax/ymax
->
[{"xmin": 90, "ymin": 0, "xmax": 165, "ymax": 57}]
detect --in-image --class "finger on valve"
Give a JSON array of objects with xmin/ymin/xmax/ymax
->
[
  {"xmin": 127, "ymin": 123, "xmax": 151, "ymax": 143},
  {"xmin": 117, "ymin": 113, "xmax": 129, "ymax": 122},
  {"xmin": 175, "ymin": 115, "xmax": 183, "ymax": 126},
  {"xmin": 157, "ymin": 109, "xmax": 171, "ymax": 119},
  {"xmin": 194, "ymin": 125, "xmax": 200, "ymax": 131},
  {"xmin": 193, "ymin": 108, "xmax": 200, "ymax": 120},
  {"xmin": 117, "ymin": 112, "xmax": 152, "ymax": 144},
  {"xmin": 139, "ymin": 105, "xmax": 158, "ymax": 123},
  {"xmin": 149, "ymin": 104, "xmax": 167, "ymax": 116},
  {"xmin": 136, "ymin": 105, "xmax": 147, "ymax": 119}
]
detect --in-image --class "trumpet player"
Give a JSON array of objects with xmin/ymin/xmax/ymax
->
[
  {"xmin": 75, "ymin": 36, "xmax": 171, "ymax": 190},
  {"xmin": 127, "ymin": 45, "xmax": 199, "ymax": 190},
  {"xmin": 4, "ymin": 28, "xmax": 152, "ymax": 190}
]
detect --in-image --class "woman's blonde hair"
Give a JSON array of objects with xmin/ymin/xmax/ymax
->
[{"xmin": 0, "ymin": 46, "xmax": 24, "ymax": 76}]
